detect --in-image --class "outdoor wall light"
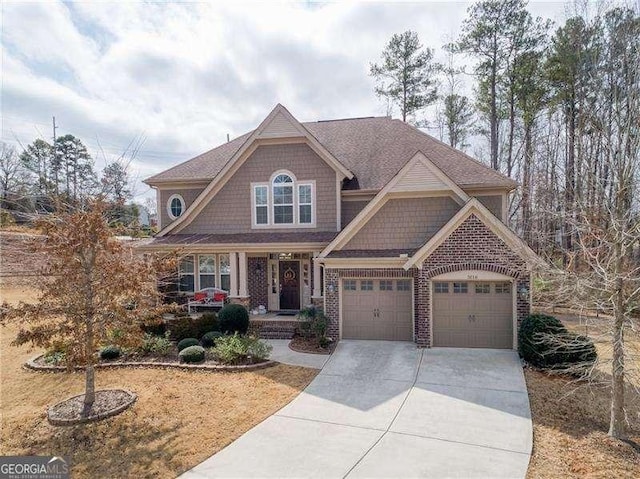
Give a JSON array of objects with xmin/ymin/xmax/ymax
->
[
  {"xmin": 327, "ymin": 284, "xmax": 336, "ymax": 294},
  {"xmin": 518, "ymin": 285, "xmax": 529, "ymax": 301},
  {"xmin": 254, "ymin": 262, "xmax": 263, "ymax": 274}
]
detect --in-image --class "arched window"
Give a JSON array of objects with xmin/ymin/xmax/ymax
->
[
  {"xmin": 272, "ymin": 174, "xmax": 294, "ymax": 224},
  {"xmin": 252, "ymin": 171, "xmax": 315, "ymax": 227},
  {"xmin": 167, "ymin": 194, "xmax": 185, "ymax": 220}
]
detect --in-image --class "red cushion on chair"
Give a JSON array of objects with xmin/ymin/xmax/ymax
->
[
  {"xmin": 213, "ymin": 293, "xmax": 226, "ymax": 302},
  {"xmin": 194, "ymin": 292, "xmax": 207, "ymax": 301}
]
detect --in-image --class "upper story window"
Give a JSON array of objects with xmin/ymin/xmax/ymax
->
[
  {"xmin": 167, "ymin": 194, "xmax": 185, "ymax": 220},
  {"xmin": 252, "ymin": 170, "xmax": 315, "ymax": 228}
]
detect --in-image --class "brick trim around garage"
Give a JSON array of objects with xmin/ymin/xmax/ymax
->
[{"xmin": 324, "ymin": 215, "xmax": 531, "ymax": 348}]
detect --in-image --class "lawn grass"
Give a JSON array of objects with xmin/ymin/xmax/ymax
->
[
  {"xmin": 0, "ymin": 284, "xmax": 318, "ymax": 478},
  {"xmin": 526, "ymin": 312, "xmax": 640, "ymax": 478}
]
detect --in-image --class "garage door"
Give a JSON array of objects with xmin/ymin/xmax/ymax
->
[
  {"xmin": 432, "ymin": 281, "xmax": 513, "ymax": 348},
  {"xmin": 342, "ymin": 278, "xmax": 413, "ymax": 341}
]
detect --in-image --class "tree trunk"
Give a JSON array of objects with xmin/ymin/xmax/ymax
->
[
  {"xmin": 83, "ymin": 364, "xmax": 96, "ymax": 416},
  {"xmin": 490, "ymin": 62, "xmax": 499, "ymax": 171},
  {"xmin": 564, "ymin": 104, "xmax": 576, "ymax": 258},
  {"xmin": 609, "ymin": 272, "xmax": 626, "ymax": 439},
  {"xmin": 522, "ymin": 122, "xmax": 533, "ymax": 245}
]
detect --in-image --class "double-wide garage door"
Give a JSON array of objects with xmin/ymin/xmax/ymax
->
[
  {"xmin": 432, "ymin": 280, "xmax": 513, "ymax": 349},
  {"xmin": 342, "ymin": 278, "xmax": 413, "ymax": 341}
]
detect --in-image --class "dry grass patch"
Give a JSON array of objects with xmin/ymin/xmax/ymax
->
[
  {"xmin": 526, "ymin": 312, "xmax": 640, "ymax": 478},
  {"xmin": 1, "ymin": 285, "xmax": 318, "ymax": 478}
]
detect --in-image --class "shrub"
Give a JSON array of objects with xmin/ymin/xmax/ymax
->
[
  {"xmin": 201, "ymin": 331, "xmax": 223, "ymax": 348},
  {"xmin": 318, "ymin": 335, "xmax": 331, "ymax": 349},
  {"xmin": 177, "ymin": 337, "xmax": 200, "ymax": 351},
  {"xmin": 42, "ymin": 351, "xmax": 66, "ymax": 365},
  {"xmin": 196, "ymin": 313, "xmax": 219, "ymax": 336},
  {"xmin": 167, "ymin": 316, "xmax": 200, "ymax": 342},
  {"xmin": 99, "ymin": 345, "xmax": 121, "ymax": 360},
  {"xmin": 140, "ymin": 318, "xmax": 167, "ymax": 336},
  {"xmin": 519, "ymin": 313, "xmax": 597, "ymax": 370},
  {"xmin": 179, "ymin": 345, "xmax": 206, "ymax": 363},
  {"xmin": 218, "ymin": 304, "xmax": 249, "ymax": 334},
  {"xmin": 139, "ymin": 332, "xmax": 172, "ymax": 356},
  {"xmin": 212, "ymin": 333, "xmax": 272, "ymax": 365}
]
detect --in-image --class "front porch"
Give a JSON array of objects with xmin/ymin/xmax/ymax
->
[
  {"xmin": 178, "ymin": 251, "xmax": 323, "ymax": 317},
  {"xmin": 176, "ymin": 251, "xmax": 325, "ymax": 315}
]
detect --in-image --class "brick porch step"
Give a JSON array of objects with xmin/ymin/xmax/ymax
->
[{"xmin": 250, "ymin": 317, "xmax": 301, "ymax": 340}]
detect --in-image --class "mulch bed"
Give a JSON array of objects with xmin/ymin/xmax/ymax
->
[
  {"xmin": 289, "ymin": 336, "xmax": 336, "ymax": 355},
  {"xmin": 28, "ymin": 354, "xmax": 275, "ymax": 372},
  {"xmin": 47, "ymin": 389, "xmax": 137, "ymax": 426}
]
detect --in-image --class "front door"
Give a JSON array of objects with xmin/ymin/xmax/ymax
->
[{"xmin": 279, "ymin": 261, "xmax": 300, "ymax": 310}]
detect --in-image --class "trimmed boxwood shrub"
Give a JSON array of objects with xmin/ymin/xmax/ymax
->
[
  {"xmin": 519, "ymin": 313, "xmax": 597, "ymax": 370},
  {"xmin": 177, "ymin": 337, "xmax": 200, "ymax": 352},
  {"xmin": 179, "ymin": 345, "xmax": 205, "ymax": 363},
  {"xmin": 218, "ymin": 304, "xmax": 249, "ymax": 334},
  {"xmin": 201, "ymin": 331, "xmax": 223, "ymax": 348},
  {"xmin": 99, "ymin": 345, "xmax": 121, "ymax": 360}
]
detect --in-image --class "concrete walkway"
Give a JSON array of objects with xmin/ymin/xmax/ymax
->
[
  {"xmin": 265, "ymin": 339, "xmax": 329, "ymax": 369},
  {"xmin": 181, "ymin": 341, "xmax": 532, "ymax": 478}
]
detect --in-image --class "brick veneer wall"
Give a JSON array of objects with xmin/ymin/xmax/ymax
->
[
  {"xmin": 416, "ymin": 214, "xmax": 530, "ymax": 347},
  {"xmin": 247, "ymin": 256, "xmax": 268, "ymax": 310},
  {"xmin": 325, "ymin": 214, "xmax": 531, "ymax": 347}
]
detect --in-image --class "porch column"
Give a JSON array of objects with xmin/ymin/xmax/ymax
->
[
  {"xmin": 238, "ymin": 252, "xmax": 248, "ymax": 297},
  {"xmin": 229, "ymin": 252, "xmax": 239, "ymax": 297},
  {"xmin": 312, "ymin": 252, "xmax": 323, "ymax": 298}
]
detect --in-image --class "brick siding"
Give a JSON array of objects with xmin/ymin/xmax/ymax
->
[{"xmin": 247, "ymin": 256, "xmax": 268, "ymax": 310}]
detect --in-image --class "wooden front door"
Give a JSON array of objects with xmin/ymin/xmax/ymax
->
[{"xmin": 279, "ymin": 261, "xmax": 300, "ymax": 310}]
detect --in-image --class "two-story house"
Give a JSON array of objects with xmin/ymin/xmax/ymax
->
[{"xmin": 140, "ymin": 104, "xmax": 537, "ymax": 349}]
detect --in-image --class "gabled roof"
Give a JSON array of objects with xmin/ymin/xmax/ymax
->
[
  {"xmin": 145, "ymin": 113, "xmax": 516, "ymax": 190},
  {"xmin": 156, "ymin": 104, "xmax": 353, "ymax": 236},
  {"xmin": 319, "ymin": 151, "xmax": 470, "ymax": 257},
  {"xmin": 404, "ymin": 198, "xmax": 539, "ymax": 269}
]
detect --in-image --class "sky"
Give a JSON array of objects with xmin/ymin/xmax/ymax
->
[{"xmin": 1, "ymin": 0, "xmax": 571, "ymax": 204}]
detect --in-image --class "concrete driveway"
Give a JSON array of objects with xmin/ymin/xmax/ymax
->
[{"xmin": 182, "ymin": 341, "xmax": 532, "ymax": 478}]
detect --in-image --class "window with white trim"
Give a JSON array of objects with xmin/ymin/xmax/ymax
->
[
  {"xmin": 251, "ymin": 171, "xmax": 315, "ymax": 228},
  {"xmin": 198, "ymin": 255, "xmax": 216, "ymax": 289},
  {"xmin": 167, "ymin": 194, "xmax": 185, "ymax": 220},
  {"xmin": 179, "ymin": 256, "xmax": 195, "ymax": 293},
  {"xmin": 273, "ymin": 174, "xmax": 294, "ymax": 224},
  {"xmin": 219, "ymin": 254, "xmax": 231, "ymax": 292},
  {"xmin": 298, "ymin": 184, "xmax": 312, "ymax": 224},
  {"xmin": 434, "ymin": 282, "xmax": 449, "ymax": 293},
  {"xmin": 254, "ymin": 185, "xmax": 268, "ymax": 225}
]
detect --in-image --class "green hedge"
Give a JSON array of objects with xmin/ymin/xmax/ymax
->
[
  {"xmin": 99, "ymin": 345, "xmax": 121, "ymax": 360},
  {"xmin": 179, "ymin": 345, "xmax": 205, "ymax": 363},
  {"xmin": 167, "ymin": 313, "xmax": 219, "ymax": 342},
  {"xmin": 177, "ymin": 337, "xmax": 200, "ymax": 352},
  {"xmin": 201, "ymin": 331, "xmax": 223, "ymax": 348},
  {"xmin": 218, "ymin": 304, "xmax": 249, "ymax": 335},
  {"xmin": 519, "ymin": 313, "xmax": 597, "ymax": 370},
  {"xmin": 212, "ymin": 333, "xmax": 272, "ymax": 365}
]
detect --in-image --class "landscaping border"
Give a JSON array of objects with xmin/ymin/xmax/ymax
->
[
  {"xmin": 25, "ymin": 355, "xmax": 277, "ymax": 373},
  {"xmin": 47, "ymin": 389, "xmax": 137, "ymax": 426},
  {"xmin": 288, "ymin": 341, "xmax": 333, "ymax": 356}
]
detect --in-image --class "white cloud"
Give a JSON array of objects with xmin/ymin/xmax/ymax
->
[{"xmin": 1, "ymin": 0, "xmax": 568, "ymax": 201}]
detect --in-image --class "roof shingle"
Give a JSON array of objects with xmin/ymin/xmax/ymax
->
[{"xmin": 144, "ymin": 117, "xmax": 516, "ymax": 190}]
